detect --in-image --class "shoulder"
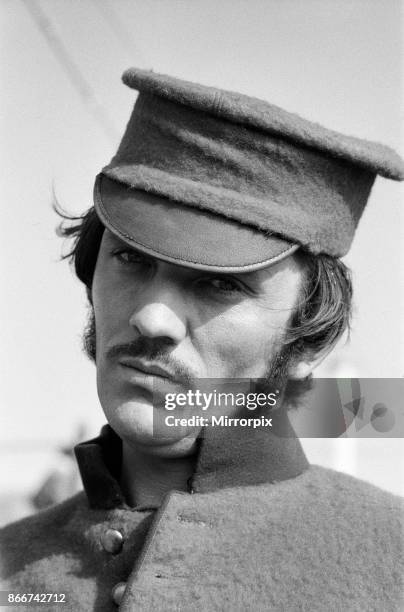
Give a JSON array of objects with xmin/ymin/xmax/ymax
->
[
  {"xmin": 228, "ymin": 465, "xmax": 403, "ymax": 550},
  {"xmin": 303, "ymin": 464, "xmax": 403, "ymax": 513},
  {"xmin": 234, "ymin": 467, "xmax": 403, "ymax": 609},
  {"xmin": 0, "ymin": 492, "xmax": 112, "ymax": 609},
  {"xmin": 262, "ymin": 465, "xmax": 404, "ymax": 564},
  {"xmin": 229, "ymin": 463, "xmax": 402, "ymax": 511},
  {"xmin": 0, "ymin": 491, "xmax": 87, "ymax": 540},
  {"xmin": 0, "ymin": 492, "xmax": 88, "ymax": 582},
  {"xmin": 267, "ymin": 464, "xmax": 403, "ymax": 526}
]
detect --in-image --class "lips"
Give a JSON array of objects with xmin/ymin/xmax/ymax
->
[{"xmin": 118, "ymin": 357, "xmax": 175, "ymax": 381}]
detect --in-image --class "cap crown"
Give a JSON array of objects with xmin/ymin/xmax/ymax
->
[{"xmin": 97, "ymin": 68, "xmax": 403, "ymax": 262}]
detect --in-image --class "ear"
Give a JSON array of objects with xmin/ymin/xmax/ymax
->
[{"xmin": 287, "ymin": 347, "xmax": 332, "ymax": 380}]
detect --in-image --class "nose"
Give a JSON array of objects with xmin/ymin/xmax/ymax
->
[{"xmin": 129, "ymin": 285, "xmax": 187, "ymax": 344}]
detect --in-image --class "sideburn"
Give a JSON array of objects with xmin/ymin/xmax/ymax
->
[{"xmin": 83, "ymin": 307, "xmax": 96, "ymax": 362}]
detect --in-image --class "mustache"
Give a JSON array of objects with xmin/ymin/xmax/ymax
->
[{"xmin": 106, "ymin": 337, "xmax": 195, "ymax": 385}]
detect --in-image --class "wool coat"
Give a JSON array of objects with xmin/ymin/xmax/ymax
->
[{"xmin": 1, "ymin": 414, "xmax": 403, "ymax": 612}]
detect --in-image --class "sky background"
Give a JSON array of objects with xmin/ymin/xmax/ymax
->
[{"xmin": 0, "ymin": 0, "xmax": 403, "ymax": 502}]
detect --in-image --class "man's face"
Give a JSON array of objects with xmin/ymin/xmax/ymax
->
[{"xmin": 91, "ymin": 229, "xmax": 305, "ymax": 455}]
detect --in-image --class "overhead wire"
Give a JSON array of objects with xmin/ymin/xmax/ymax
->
[
  {"xmin": 21, "ymin": 0, "xmax": 120, "ymax": 144},
  {"xmin": 90, "ymin": 0, "xmax": 149, "ymax": 66}
]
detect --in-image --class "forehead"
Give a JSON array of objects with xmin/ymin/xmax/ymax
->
[{"xmin": 100, "ymin": 229, "xmax": 304, "ymax": 287}]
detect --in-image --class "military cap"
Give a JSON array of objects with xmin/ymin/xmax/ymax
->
[{"xmin": 94, "ymin": 68, "xmax": 404, "ymax": 272}]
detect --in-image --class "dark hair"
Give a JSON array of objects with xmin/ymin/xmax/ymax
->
[
  {"xmin": 287, "ymin": 250, "xmax": 352, "ymax": 355},
  {"xmin": 283, "ymin": 251, "xmax": 352, "ymax": 405},
  {"xmin": 57, "ymin": 205, "xmax": 353, "ymax": 363},
  {"xmin": 56, "ymin": 206, "xmax": 104, "ymax": 301}
]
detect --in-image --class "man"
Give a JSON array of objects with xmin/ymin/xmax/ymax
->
[{"xmin": 1, "ymin": 68, "xmax": 403, "ymax": 611}]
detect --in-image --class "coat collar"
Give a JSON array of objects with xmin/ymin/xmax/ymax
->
[{"xmin": 75, "ymin": 407, "xmax": 309, "ymax": 509}]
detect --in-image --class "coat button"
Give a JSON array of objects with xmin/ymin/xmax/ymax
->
[
  {"xmin": 111, "ymin": 582, "xmax": 126, "ymax": 606},
  {"xmin": 102, "ymin": 528, "xmax": 124, "ymax": 554}
]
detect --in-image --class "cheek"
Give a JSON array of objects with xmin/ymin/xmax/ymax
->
[
  {"xmin": 92, "ymin": 268, "xmax": 131, "ymax": 349},
  {"xmin": 196, "ymin": 304, "xmax": 287, "ymax": 376}
]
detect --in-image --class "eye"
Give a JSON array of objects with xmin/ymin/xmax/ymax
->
[
  {"xmin": 199, "ymin": 276, "xmax": 246, "ymax": 294},
  {"xmin": 111, "ymin": 248, "xmax": 149, "ymax": 266},
  {"xmin": 209, "ymin": 277, "xmax": 241, "ymax": 292}
]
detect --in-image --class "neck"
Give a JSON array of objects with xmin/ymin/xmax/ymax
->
[{"xmin": 120, "ymin": 441, "xmax": 197, "ymax": 507}]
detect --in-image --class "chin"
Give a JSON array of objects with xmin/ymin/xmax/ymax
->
[{"xmin": 105, "ymin": 398, "xmax": 201, "ymax": 456}]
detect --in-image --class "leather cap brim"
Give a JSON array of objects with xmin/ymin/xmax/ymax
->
[{"xmin": 94, "ymin": 175, "xmax": 299, "ymax": 273}]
